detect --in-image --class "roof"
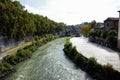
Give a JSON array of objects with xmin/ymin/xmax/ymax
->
[{"xmin": 104, "ymin": 17, "xmax": 119, "ymax": 22}]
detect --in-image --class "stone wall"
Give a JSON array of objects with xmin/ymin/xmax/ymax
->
[{"xmin": 0, "ymin": 36, "xmax": 24, "ymax": 52}]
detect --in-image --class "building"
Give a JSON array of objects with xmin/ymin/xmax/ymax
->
[
  {"xmin": 104, "ymin": 17, "xmax": 119, "ymax": 30},
  {"xmin": 103, "ymin": 11, "xmax": 120, "ymax": 49},
  {"xmin": 117, "ymin": 11, "xmax": 120, "ymax": 49}
]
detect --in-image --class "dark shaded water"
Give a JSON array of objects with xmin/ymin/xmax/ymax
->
[{"xmin": 4, "ymin": 38, "xmax": 92, "ymax": 80}]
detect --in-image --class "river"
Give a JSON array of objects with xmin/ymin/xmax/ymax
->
[
  {"xmin": 70, "ymin": 37, "xmax": 120, "ymax": 72},
  {"xmin": 4, "ymin": 38, "xmax": 93, "ymax": 80}
]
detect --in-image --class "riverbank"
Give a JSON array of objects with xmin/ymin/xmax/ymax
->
[
  {"xmin": 63, "ymin": 38, "xmax": 120, "ymax": 80},
  {"xmin": 0, "ymin": 34, "xmax": 59, "ymax": 79}
]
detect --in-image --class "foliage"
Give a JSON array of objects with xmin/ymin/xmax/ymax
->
[
  {"xmin": 89, "ymin": 30, "xmax": 118, "ymax": 48},
  {"xmin": 81, "ymin": 20, "xmax": 101, "ymax": 37},
  {"xmin": 89, "ymin": 20, "xmax": 100, "ymax": 28},
  {"xmin": 64, "ymin": 38, "xmax": 72, "ymax": 49},
  {"xmin": 0, "ymin": 62, "xmax": 12, "ymax": 73},
  {"xmin": 4, "ymin": 55, "xmax": 18, "ymax": 65},
  {"xmin": 101, "ymin": 30, "xmax": 109, "ymax": 39},
  {"xmin": 86, "ymin": 57, "xmax": 102, "ymax": 74},
  {"xmin": 28, "ymin": 45, "xmax": 37, "ymax": 52},
  {"xmin": 0, "ymin": 0, "xmax": 65, "ymax": 40},
  {"xmin": 81, "ymin": 25, "xmax": 90, "ymax": 37}
]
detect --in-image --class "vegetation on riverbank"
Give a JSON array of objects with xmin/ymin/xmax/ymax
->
[
  {"xmin": 0, "ymin": 0, "xmax": 65, "ymax": 40},
  {"xmin": 89, "ymin": 30, "xmax": 117, "ymax": 48},
  {"xmin": 81, "ymin": 20, "xmax": 101, "ymax": 37},
  {"xmin": 0, "ymin": 34, "xmax": 58, "ymax": 78},
  {"xmin": 63, "ymin": 38, "xmax": 120, "ymax": 80}
]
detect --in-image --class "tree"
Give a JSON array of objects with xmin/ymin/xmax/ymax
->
[
  {"xmin": 0, "ymin": 0, "xmax": 65, "ymax": 40},
  {"xmin": 81, "ymin": 25, "xmax": 90, "ymax": 37},
  {"xmin": 89, "ymin": 20, "xmax": 101, "ymax": 28},
  {"xmin": 90, "ymin": 20, "xmax": 96, "ymax": 28}
]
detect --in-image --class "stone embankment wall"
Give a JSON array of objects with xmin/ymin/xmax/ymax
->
[{"xmin": 0, "ymin": 36, "xmax": 24, "ymax": 52}]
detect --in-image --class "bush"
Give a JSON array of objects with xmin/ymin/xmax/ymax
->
[
  {"xmin": 74, "ymin": 53, "xmax": 87, "ymax": 66},
  {"xmin": 64, "ymin": 38, "xmax": 72, "ymax": 48},
  {"xmin": 89, "ymin": 30, "xmax": 118, "ymax": 48},
  {"xmin": 70, "ymin": 46, "xmax": 77, "ymax": 56},
  {"xmin": 5, "ymin": 55, "xmax": 18, "ymax": 65},
  {"xmin": 36, "ymin": 39, "xmax": 43, "ymax": 47},
  {"xmin": 102, "ymin": 63, "xmax": 118, "ymax": 80},
  {"xmin": 34, "ymin": 36, "xmax": 40, "ymax": 41},
  {"xmin": 28, "ymin": 45, "xmax": 37, "ymax": 52},
  {"xmin": 17, "ymin": 49, "xmax": 31, "ymax": 58},
  {"xmin": 86, "ymin": 57, "xmax": 101, "ymax": 74},
  {"xmin": 0, "ymin": 62, "xmax": 12, "ymax": 73}
]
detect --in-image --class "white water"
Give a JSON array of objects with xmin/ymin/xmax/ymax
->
[{"xmin": 71, "ymin": 37, "xmax": 120, "ymax": 71}]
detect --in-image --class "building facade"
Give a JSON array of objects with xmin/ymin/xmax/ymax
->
[
  {"xmin": 104, "ymin": 17, "xmax": 119, "ymax": 30},
  {"xmin": 117, "ymin": 11, "xmax": 120, "ymax": 49}
]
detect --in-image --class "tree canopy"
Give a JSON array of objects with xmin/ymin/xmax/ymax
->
[{"xmin": 0, "ymin": 0, "xmax": 65, "ymax": 40}]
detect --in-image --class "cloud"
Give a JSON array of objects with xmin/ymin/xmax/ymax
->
[
  {"xmin": 19, "ymin": 0, "xmax": 120, "ymax": 25},
  {"xmin": 19, "ymin": 0, "xmax": 49, "ymax": 7},
  {"xmin": 24, "ymin": 4, "xmax": 41, "ymax": 14},
  {"xmin": 113, "ymin": 0, "xmax": 120, "ymax": 9}
]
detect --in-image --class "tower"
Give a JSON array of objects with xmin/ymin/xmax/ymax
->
[{"xmin": 117, "ymin": 11, "xmax": 120, "ymax": 49}]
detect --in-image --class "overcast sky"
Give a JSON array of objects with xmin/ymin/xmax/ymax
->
[{"xmin": 19, "ymin": 0, "xmax": 120, "ymax": 25}]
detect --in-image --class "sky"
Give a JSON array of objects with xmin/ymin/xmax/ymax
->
[{"xmin": 18, "ymin": 0, "xmax": 120, "ymax": 25}]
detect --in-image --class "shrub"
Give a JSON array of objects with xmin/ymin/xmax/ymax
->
[
  {"xmin": 89, "ymin": 30, "xmax": 118, "ymax": 48},
  {"xmin": 36, "ymin": 40, "xmax": 43, "ymax": 47},
  {"xmin": 74, "ymin": 53, "xmax": 87, "ymax": 66},
  {"xmin": 64, "ymin": 38, "xmax": 72, "ymax": 48},
  {"xmin": 70, "ymin": 46, "xmax": 77, "ymax": 56},
  {"xmin": 86, "ymin": 57, "xmax": 100, "ymax": 74},
  {"xmin": 0, "ymin": 62, "xmax": 12, "ymax": 73},
  {"xmin": 28, "ymin": 45, "xmax": 37, "ymax": 52},
  {"xmin": 5, "ymin": 55, "xmax": 17, "ymax": 65},
  {"xmin": 34, "ymin": 36, "xmax": 40, "ymax": 41},
  {"xmin": 16, "ymin": 49, "xmax": 25, "ymax": 57},
  {"xmin": 102, "ymin": 63, "xmax": 115, "ymax": 79}
]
